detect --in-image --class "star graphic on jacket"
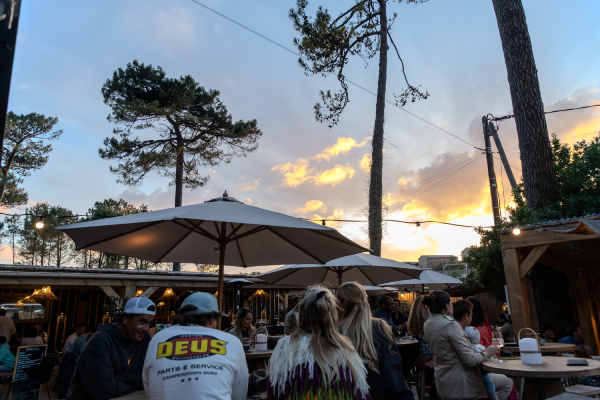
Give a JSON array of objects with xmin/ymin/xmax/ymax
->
[
  {"xmin": 188, "ymin": 378, "xmax": 191, "ymax": 381},
  {"xmin": 181, "ymin": 379, "xmax": 184, "ymax": 382},
  {"xmin": 195, "ymin": 377, "xmax": 199, "ymax": 381}
]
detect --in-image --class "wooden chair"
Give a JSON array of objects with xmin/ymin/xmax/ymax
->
[{"xmin": 563, "ymin": 377, "xmax": 600, "ymax": 398}]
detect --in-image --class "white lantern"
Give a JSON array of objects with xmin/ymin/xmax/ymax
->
[
  {"xmin": 255, "ymin": 334, "xmax": 268, "ymax": 351},
  {"xmin": 519, "ymin": 328, "xmax": 542, "ymax": 365}
]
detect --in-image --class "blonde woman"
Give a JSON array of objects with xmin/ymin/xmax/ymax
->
[
  {"xmin": 338, "ymin": 283, "xmax": 414, "ymax": 400},
  {"xmin": 267, "ymin": 286, "xmax": 370, "ymax": 400},
  {"xmin": 228, "ymin": 307, "xmax": 257, "ymax": 344}
]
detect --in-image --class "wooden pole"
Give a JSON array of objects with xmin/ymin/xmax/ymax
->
[
  {"xmin": 488, "ymin": 121, "xmax": 522, "ymax": 202},
  {"xmin": 483, "ymin": 116, "xmax": 502, "ymax": 224},
  {"xmin": 502, "ymin": 248, "xmax": 532, "ymax": 334},
  {"xmin": 568, "ymin": 270, "xmax": 600, "ymax": 355}
]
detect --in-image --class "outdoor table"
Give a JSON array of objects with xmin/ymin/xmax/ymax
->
[
  {"xmin": 111, "ymin": 390, "xmax": 146, "ymax": 400},
  {"xmin": 504, "ymin": 342, "xmax": 576, "ymax": 355},
  {"xmin": 483, "ymin": 356, "xmax": 600, "ymax": 399},
  {"xmin": 395, "ymin": 338, "xmax": 420, "ymax": 377},
  {"xmin": 246, "ymin": 348, "xmax": 274, "ymax": 370}
]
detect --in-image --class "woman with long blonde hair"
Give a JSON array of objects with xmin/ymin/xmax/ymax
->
[
  {"xmin": 338, "ymin": 282, "xmax": 414, "ymax": 400},
  {"xmin": 267, "ymin": 285, "xmax": 370, "ymax": 400}
]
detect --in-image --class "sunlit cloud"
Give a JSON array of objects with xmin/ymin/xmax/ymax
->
[
  {"xmin": 271, "ymin": 159, "xmax": 311, "ymax": 187},
  {"xmin": 360, "ymin": 153, "xmax": 371, "ymax": 173},
  {"xmin": 314, "ymin": 165, "xmax": 355, "ymax": 186},
  {"xmin": 246, "ymin": 198, "xmax": 253, "ymax": 203},
  {"xmin": 296, "ymin": 199, "xmax": 327, "ymax": 214},
  {"xmin": 313, "ymin": 209, "xmax": 345, "ymax": 228},
  {"xmin": 314, "ymin": 137, "xmax": 367, "ymax": 161},
  {"xmin": 237, "ymin": 177, "xmax": 261, "ymax": 191}
]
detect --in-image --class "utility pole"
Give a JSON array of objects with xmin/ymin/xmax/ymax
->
[
  {"xmin": 488, "ymin": 121, "xmax": 523, "ymax": 202},
  {"xmin": 483, "ymin": 116, "xmax": 501, "ymax": 224}
]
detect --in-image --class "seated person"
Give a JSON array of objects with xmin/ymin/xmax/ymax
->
[
  {"xmin": 0, "ymin": 309, "xmax": 16, "ymax": 343},
  {"xmin": 73, "ymin": 326, "xmax": 96, "ymax": 358},
  {"xmin": 392, "ymin": 298, "xmax": 409, "ymax": 334},
  {"xmin": 466, "ymin": 326, "xmax": 498, "ymax": 400},
  {"xmin": 67, "ymin": 297, "xmax": 155, "ymax": 400},
  {"xmin": 220, "ymin": 314, "xmax": 232, "ymax": 332},
  {"xmin": 498, "ymin": 314, "xmax": 514, "ymax": 343},
  {"xmin": 0, "ymin": 336, "xmax": 15, "ymax": 372},
  {"xmin": 34, "ymin": 323, "xmax": 48, "ymax": 344},
  {"xmin": 372, "ymin": 296, "xmax": 394, "ymax": 328},
  {"xmin": 228, "ymin": 307, "xmax": 257, "ymax": 343},
  {"xmin": 559, "ymin": 324, "xmax": 585, "ymax": 346},
  {"xmin": 143, "ymin": 292, "xmax": 248, "ymax": 400},
  {"xmin": 64, "ymin": 324, "xmax": 85, "ymax": 353},
  {"xmin": 539, "ymin": 326, "xmax": 557, "ymax": 344},
  {"xmin": 21, "ymin": 327, "xmax": 43, "ymax": 346},
  {"xmin": 284, "ymin": 296, "xmax": 300, "ymax": 335}
]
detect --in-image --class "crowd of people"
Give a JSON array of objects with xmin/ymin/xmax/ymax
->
[{"xmin": 0, "ymin": 288, "xmax": 592, "ymax": 400}]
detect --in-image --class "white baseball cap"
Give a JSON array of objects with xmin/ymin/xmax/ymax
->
[
  {"xmin": 181, "ymin": 292, "xmax": 219, "ymax": 315},
  {"xmin": 123, "ymin": 297, "xmax": 156, "ymax": 316}
]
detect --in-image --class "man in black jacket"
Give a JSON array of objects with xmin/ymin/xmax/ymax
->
[{"xmin": 67, "ymin": 297, "xmax": 156, "ymax": 400}]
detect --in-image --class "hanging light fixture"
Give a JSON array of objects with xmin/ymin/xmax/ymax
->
[
  {"xmin": 135, "ymin": 289, "xmax": 144, "ymax": 297},
  {"xmin": 156, "ymin": 302, "xmax": 165, "ymax": 308},
  {"xmin": 31, "ymin": 286, "xmax": 58, "ymax": 301},
  {"xmin": 249, "ymin": 289, "xmax": 271, "ymax": 300},
  {"xmin": 22, "ymin": 296, "xmax": 37, "ymax": 304},
  {"xmin": 157, "ymin": 288, "xmax": 176, "ymax": 301},
  {"xmin": 35, "ymin": 217, "xmax": 45, "ymax": 229},
  {"xmin": 512, "ymin": 227, "xmax": 521, "ymax": 235}
]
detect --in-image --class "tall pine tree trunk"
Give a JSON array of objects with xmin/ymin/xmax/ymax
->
[
  {"xmin": 173, "ymin": 133, "xmax": 184, "ymax": 271},
  {"xmin": 491, "ymin": 0, "xmax": 556, "ymax": 209},
  {"xmin": 368, "ymin": 0, "xmax": 388, "ymax": 256}
]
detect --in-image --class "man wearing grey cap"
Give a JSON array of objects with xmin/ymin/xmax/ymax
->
[
  {"xmin": 67, "ymin": 297, "xmax": 156, "ymax": 400},
  {"xmin": 143, "ymin": 292, "xmax": 248, "ymax": 400}
]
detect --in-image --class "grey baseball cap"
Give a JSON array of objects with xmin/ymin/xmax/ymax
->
[
  {"xmin": 181, "ymin": 292, "xmax": 219, "ymax": 316},
  {"xmin": 123, "ymin": 297, "xmax": 156, "ymax": 316}
]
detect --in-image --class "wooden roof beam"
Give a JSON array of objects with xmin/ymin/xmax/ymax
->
[
  {"xmin": 519, "ymin": 244, "xmax": 550, "ymax": 280},
  {"xmin": 501, "ymin": 227, "xmax": 599, "ymax": 250}
]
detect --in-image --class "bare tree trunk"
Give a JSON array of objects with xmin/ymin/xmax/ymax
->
[
  {"xmin": 173, "ymin": 132, "xmax": 184, "ymax": 271},
  {"xmin": 491, "ymin": 0, "xmax": 556, "ymax": 209},
  {"xmin": 11, "ymin": 233, "xmax": 14, "ymax": 265},
  {"xmin": 368, "ymin": 0, "xmax": 388, "ymax": 256}
]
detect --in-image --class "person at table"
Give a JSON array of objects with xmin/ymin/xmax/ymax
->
[
  {"xmin": 21, "ymin": 327, "xmax": 43, "ymax": 346},
  {"xmin": 497, "ymin": 314, "xmax": 514, "ymax": 343},
  {"xmin": 33, "ymin": 323, "xmax": 48, "ymax": 344},
  {"xmin": 64, "ymin": 323, "xmax": 85, "ymax": 353},
  {"xmin": 66, "ymin": 297, "xmax": 155, "ymax": 400},
  {"xmin": 392, "ymin": 299, "xmax": 409, "ymax": 334},
  {"xmin": 373, "ymin": 296, "xmax": 395, "ymax": 328},
  {"xmin": 559, "ymin": 324, "xmax": 585, "ymax": 346},
  {"xmin": 0, "ymin": 309, "xmax": 16, "ymax": 344},
  {"xmin": 284, "ymin": 296, "xmax": 300, "ymax": 335},
  {"xmin": 229, "ymin": 307, "xmax": 257, "ymax": 343},
  {"xmin": 73, "ymin": 325, "xmax": 96, "ymax": 358},
  {"xmin": 267, "ymin": 285, "xmax": 370, "ymax": 400},
  {"xmin": 408, "ymin": 295, "xmax": 438, "ymax": 398},
  {"xmin": 0, "ymin": 336, "xmax": 15, "ymax": 372},
  {"xmin": 143, "ymin": 292, "xmax": 248, "ymax": 400},
  {"xmin": 338, "ymin": 282, "xmax": 414, "ymax": 400},
  {"xmin": 465, "ymin": 325, "xmax": 498, "ymax": 400},
  {"xmin": 538, "ymin": 325, "xmax": 557, "ymax": 344},
  {"xmin": 423, "ymin": 291, "xmax": 510, "ymax": 400},
  {"xmin": 467, "ymin": 297, "xmax": 494, "ymax": 348}
]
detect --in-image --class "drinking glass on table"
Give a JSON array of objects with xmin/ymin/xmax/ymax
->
[{"xmin": 492, "ymin": 338, "xmax": 506, "ymax": 362}]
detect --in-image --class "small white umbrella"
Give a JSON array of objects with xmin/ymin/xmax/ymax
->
[
  {"xmin": 256, "ymin": 253, "xmax": 423, "ymax": 287},
  {"xmin": 362, "ymin": 285, "xmax": 398, "ymax": 296},
  {"xmin": 56, "ymin": 193, "xmax": 368, "ymax": 312},
  {"xmin": 382, "ymin": 270, "xmax": 463, "ymax": 292}
]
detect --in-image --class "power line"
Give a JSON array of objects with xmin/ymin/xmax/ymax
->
[
  {"xmin": 304, "ymin": 217, "xmax": 492, "ymax": 229},
  {"xmin": 491, "ymin": 103, "xmax": 600, "ymax": 122},
  {"xmin": 188, "ymin": 0, "xmax": 475, "ymax": 148}
]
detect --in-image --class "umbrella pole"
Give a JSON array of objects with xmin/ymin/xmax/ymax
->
[{"xmin": 217, "ymin": 222, "xmax": 226, "ymax": 330}]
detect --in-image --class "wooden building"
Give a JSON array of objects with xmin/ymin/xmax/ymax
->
[
  {"xmin": 0, "ymin": 266, "xmax": 303, "ymax": 351},
  {"xmin": 500, "ymin": 215, "xmax": 600, "ymax": 354}
]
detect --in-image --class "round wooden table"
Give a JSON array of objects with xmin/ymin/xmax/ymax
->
[
  {"xmin": 245, "ymin": 349, "xmax": 274, "ymax": 370},
  {"xmin": 483, "ymin": 357, "xmax": 600, "ymax": 399},
  {"xmin": 504, "ymin": 342, "xmax": 576, "ymax": 354}
]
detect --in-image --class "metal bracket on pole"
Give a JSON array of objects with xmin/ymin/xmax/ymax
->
[{"xmin": 487, "ymin": 121, "xmax": 523, "ymax": 202}]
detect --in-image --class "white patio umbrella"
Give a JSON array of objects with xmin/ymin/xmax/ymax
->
[
  {"xmin": 256, "ymin": 253, "xmax": 423, "ymax": 287},
  {"xmin": 382, "ymin": 270, "xmax": 463, "ymax": 292},
  {"xmin": 56, "ymin": 193, "xmax": 368, "ymax": 313},
  {"xmin": 362, "ymin": 285, "xmax": 398, "ymax": 296}
]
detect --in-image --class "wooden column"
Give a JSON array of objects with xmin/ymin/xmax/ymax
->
[
  {"xmin": 502, "ymin": 248, "xmax": 532, "ymax": 333},
  {"xmin": 124, "ymin": 284, "xmax": 137, "ymax": 300},
  {"xmin": 568, "ymin": 270, "xmax": 600, "ymax": 355}
]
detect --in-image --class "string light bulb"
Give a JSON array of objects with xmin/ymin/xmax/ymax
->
[
  {"xmin": 35, "ymin": 217, "xmax": 44, "ymax": 229},
  {"xmin": 416, "ymin": 222, "xmax": 423, "ymax": 233},
  {"xmin": 512, "ymin": 227, "xmax": 521, "ymax": 235}
]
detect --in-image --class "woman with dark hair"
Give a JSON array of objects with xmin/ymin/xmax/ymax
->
[
  {"xmin": 21, "ymin": 327, "xmax": 43, "ymax": 346},
  {"xmin": 228, "ymin": 307, "xmax": 257, "ymax": 343},
  {"xmin": 467, "ymin": 297, "xmax": 494, "ymax": 348},
  {"xmin": 539, "ymin": 326, "xmax": 556, "ymax": 344},
  {"xmin": 423, "ymin": 291, "xmax": 501, "ymax": 400}
]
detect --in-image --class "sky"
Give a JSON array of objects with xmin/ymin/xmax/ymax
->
[{"xmin": 5, "ymin": 0, "xmax": 600, "ymax": 273}]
